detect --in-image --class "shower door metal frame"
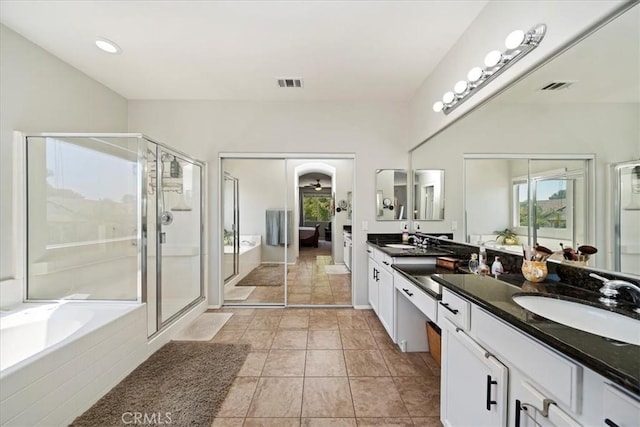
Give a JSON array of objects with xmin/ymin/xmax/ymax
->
[
  {"xmin": 223, "ymin": 172, "xmax": 240, "ymax": 283},
  {"xmin": 612, "ymin": 159, "xmax": 640, "ymax": 272},
  {"xmin": 21, "ymin": 133, "xmax": 206, "ymax": 337}
]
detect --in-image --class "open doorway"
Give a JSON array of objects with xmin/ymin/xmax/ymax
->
[{"xmin": 220, "ymin": 155, "xmax": 354, "ymax": 307}]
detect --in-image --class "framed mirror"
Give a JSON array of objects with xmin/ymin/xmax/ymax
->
[
  {"xmin": 410, "ymin": 4, "xmax": 639, "ymax": 275},
  {"xmin": 376, "ymin": 169, "xmax": 408, "ymax": 220},
  {"xmin": 413, "ymin": 169, "xmax": 445, "ymax": 220}
]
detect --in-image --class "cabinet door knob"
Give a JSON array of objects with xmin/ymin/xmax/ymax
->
[{"xmin": 439, "ymin": 302, "xmax": 459, "ymax": 315}]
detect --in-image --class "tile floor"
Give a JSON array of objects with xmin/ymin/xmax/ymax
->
[
  {"xmin": 210, "ymin": 307, "xmax": 441, "ymax": 426},
  {"xmin": 231, "ymin": 240, "xmax": 353, "ymax": 306}
]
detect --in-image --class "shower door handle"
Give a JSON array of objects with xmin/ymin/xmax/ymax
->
[{"xmin": 160, "ymin": 232, "xmax": 167, "ymax": 244}]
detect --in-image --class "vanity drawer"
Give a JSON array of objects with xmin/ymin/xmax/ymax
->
[
  {"xmin": 395, "ymin": 274, "xmax": 437, "ymax": 322},
  {"xmin": 473, "ymin": 306, "xmax": 581, "ymax": 412},
  {"xmin": 439, "ymin": 288, "xmax": 470, "ymax": 331},
  {"xmin": 380, "ymin": 253, "xmax": 393, "ymax": 271}
]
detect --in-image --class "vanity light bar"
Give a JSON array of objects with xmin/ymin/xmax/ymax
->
[{"xmin": 433, "ymin": 24, "xmax": 547, "ymax": 115}]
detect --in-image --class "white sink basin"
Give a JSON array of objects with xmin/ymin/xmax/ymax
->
[
  {"xmin": 512, "ymin": 295, "xmax": 640, "ymax": 345},
  {"xmin": 385, "ymin": 244, "xmax": 415, "ymax": 249}
]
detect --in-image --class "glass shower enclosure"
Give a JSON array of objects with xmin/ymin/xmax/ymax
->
[{"xmin": 24, "ymin": 133, "xmax": 204, "ymax": 337}]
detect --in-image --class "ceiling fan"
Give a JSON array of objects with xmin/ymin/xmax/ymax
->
[{"xmin": 306, "ymin": 179, "xmax": 323, "ymax": 191}]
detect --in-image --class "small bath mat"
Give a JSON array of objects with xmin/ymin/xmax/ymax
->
[
  {"xmin": 70, "ymin": 342, "xmax": 249, "ymax": 427},
  {"xmin": 173, "ymin": 313, "xmax": 233, "ymax": 341},
  {"xmin": 236, "ymin": 263, "xmax": 289, "ymax": 286},
  {"xmin": 325, "ymin": 264, "xmax": 350, "ymax": 274},
  {"xmin": 225, "ymin": 285, "xmax": 256, "ymax": 301}
]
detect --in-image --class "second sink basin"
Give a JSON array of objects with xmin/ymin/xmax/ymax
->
[
  {"xmin": 512, "ymin": 295, "xmax": 640, "ymax": 345},
  {"xmin": 385, "ymin": 244, "xmax": 415, "ymax": 249}
]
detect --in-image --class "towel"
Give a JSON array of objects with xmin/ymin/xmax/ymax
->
[{"xmin": 266, "ymin": 209, "xmax": 292, "ymax": 246}]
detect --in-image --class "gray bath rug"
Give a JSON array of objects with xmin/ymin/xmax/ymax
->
[
  {"xmin": 236, "ymin": 263, "xmax": 289, "ymax": 286},
  {"xmin": 70, "ymin": 342, "xmax": 250, "ymax": 427},
  {"xmin": 172, "ymin": 313, "xmax": 233, "ymax": 341}
]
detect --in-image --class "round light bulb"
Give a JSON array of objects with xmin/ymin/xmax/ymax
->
[
  {"xmin": 432, "ymin": 101, "xmax": 444, "ymax": 113},
  {"xmin": 454, "ymin": 80, "xmax": 468, "ymax": 95},
  {"xmin": 484, "ymin": 50, "xmax": 502, "ymax": 67},
  {"xmin": 505, "ymin": 30, "xmax": 526, "ymax": 50},
  {"xmin": 442, "ymin": 92, "xmax": 455, "ymax": 104},
  {"xmin": 467, "ymin": 67, "xmax": 484, "ymax": 82},
  {"xmin": 95, "ymin": 38, "xmax": 121, "ymax": 54}
]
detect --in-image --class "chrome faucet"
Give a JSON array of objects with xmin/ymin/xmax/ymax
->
[
  {"xmin": 408, "ymin": 235, "xmax": 422, "ymax": 246},
  {"xmin": 590, "ymin": 273, "xmax": 640, "ymax": 313}
]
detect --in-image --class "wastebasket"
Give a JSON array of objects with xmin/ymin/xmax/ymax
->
[{"xmin": 426, "ymin": 321, "xmax": 441, "ymax": 366}]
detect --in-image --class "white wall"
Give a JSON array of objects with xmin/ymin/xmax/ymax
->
[
  {"xmin": 408, "ymin": 0, "xmax": 628, "ymax": 148},
  {"xmin": 0, "ymin": 25, "xmax": 128, "ymax": 306},
  {"xmin": 128, "ymin": 100, "xmax": 409, "ymax": 307}
]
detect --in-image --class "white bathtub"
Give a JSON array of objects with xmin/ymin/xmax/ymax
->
[
  {"xmin": 224, "ymin": 235, "xmax": 262, "ymax": 287},
  {"xmin": 0, "ymin": 302, "xmax": 147, "ymax": 426}
]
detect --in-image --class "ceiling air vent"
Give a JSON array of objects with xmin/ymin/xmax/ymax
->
[
  {"xmin": 539, "ymin": 81, "xmax": 575, "ymax": 91},
  {"xmin": 277, "ymin": 78, "xmax": 303, "ymax": 88}
]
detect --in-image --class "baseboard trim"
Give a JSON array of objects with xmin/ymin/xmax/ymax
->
[
  {"xmin": 353, "ymin": 305, "xmax": 372, "ymax": 310},
  {"xmin": 207, "ymin": 305, "xmax": 222, "ymax": 309}
]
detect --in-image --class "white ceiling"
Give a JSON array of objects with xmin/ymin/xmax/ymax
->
[{"xmin": 0, "ymin": 0, "xmax": 488, "ymax": 101}]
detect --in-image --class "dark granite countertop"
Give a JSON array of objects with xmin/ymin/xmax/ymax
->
[
  {"xmin": 366, "ymin": 240, "xmax": 453, "ymax": 258},
  {"xmin": 392, "ymin": 264, "xmax": 458, "ymax": 299},
  {"xmin": 430, "ymin": 273, "xmax": 640, "ymax": 396}
]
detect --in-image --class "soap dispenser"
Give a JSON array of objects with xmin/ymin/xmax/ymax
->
[
  {"xmin": 402, "ymin": 223, "xmax": 409, "ymax": 244},
  {"xmin": 478, "ymin": 246, "xmax": 489, "ymax": 275},
  {"xmin": 491, "ymin": 256, "xmax": 504, "ymax": 277}
]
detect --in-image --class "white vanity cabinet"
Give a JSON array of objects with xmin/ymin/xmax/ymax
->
[
  {"xmin": 367, "ymin": 247, "xmax": 379, "ymax": 314},
  {"xmin": 602, "ymin": 383, "xmax": 640, "ymax": 427},
  {"xmin": 441, "ymin": 316, "xmax": 509, "ymax": 427},
  {"xmin": 367, "ymin": 245, "xmax": 394, "ymax": 339},
  {"xmin": 439, "ymin": 284, "xmax": 640, "ymax": 427}
]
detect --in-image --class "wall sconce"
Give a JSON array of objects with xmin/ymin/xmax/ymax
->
[{"xmin": 433, "ymin": 24, "xmax": 547, "ymax": 115}]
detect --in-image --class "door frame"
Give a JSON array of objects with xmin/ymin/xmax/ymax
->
[{"xmin": 218, "ymin": 152, "xmax": 356, "ymax": 308}]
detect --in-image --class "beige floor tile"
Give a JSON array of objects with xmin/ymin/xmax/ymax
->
[
  {"xmin": 301, "ymin": 419, "xmax": 357, "ymax": 427},
  {"xmin": 237, "ymin": 351, "xmax": 268, "ymax": 377},
  {"xmin": 288, "ymin": 294, "xmax": 312, "ymax": 304},
  {"xmin": 309, "ymin": 309, "xmax": 339, "ymax": 319},
  {"xmin": 272, "ymin": 329, "xmax": 308, "ymax": 349},
  {"xmin": 344, "ymin": 350, "xmax": 390, "ymax": 376},
  {"xmin": 243, "ymin": 418, "xmax": 301, "ymax": 427},
  {"xmin": 418, "ymin": 353, "xmax": 441, "ymax": 376},
  {"xmin": 308, "ymin": 330, "xmax": 342, "ymax": 349},
  {"xmin": 211, "ymin": 418, "xmax": 244, "ymax": 427},
  {"xmin": 380, "ymin": 350, "xmax": 433, "ymax": 377},
  {"xmin": 212, "ymin": 328, "xmax": 246, "ymax": 343},
  {"xmin": 371, "ymin": 330, "xmax": 397, "ymax": 351},
  {"xmin": 302, "ymin": 377, "xmax": 355, "ymax": 418},
  {"xmin": 309, "ymin": 316, "xmax": 340, "ymax": 330},
  {"xmin": 305, "ymin": 350, "xmax": 347, "ymax": 376},
  {"xmin": 338, "ymin": 316, "xmax": 369, "ymax": 330},
  {"xmin": 262, "ymin": 349, "xmax": 306, "ymax": 376},
  {"xmin": 246, "ymin": 377, "xmax": 304, "ymax": 418},
  {"xmin": 311, "ymin": 294, "xmax": 336, "ymax": 304},
  {"xmin": 247, "ymin": 316, "xmax": 281, "ymax": 331},
  {"xmin": 279, "ymin": 315, "xmax": 310, "ymax": 329},
  {"xmin": 336, "ymin": 310, "xmax": 364, "ymax": 318},
  {"xmin": 284, "ymin": 308, "xmax": 311, "ymax": 316},
  {"xmin": 217, "ymin": 377, "xmax": 259, "ymax": 417},
  {"xmin": 349, "ymin": 377, "xmax": 409, "ymax": 418},
  {"xmin": 219, "ymin": 308, "xmax": 256, "ymax": 316},
  {"xmin": 393, "ymin": 376, "xmax": 440, "ymax": 417},
  {"xmin": 240, "ymin": 330, "xmax": 277, "ymax": 350},
  {"xmin": 222, "ymin": 316, "xmax": 253, "ymax": 330},
  {"xmin": 340, "ymin": 329, "xmax": 377, "ymax": 350},
  {"xmin": 412, "ymin": 417, "xmax": 442, "ymax": 427},
  {"xmin": 355, "ymin": 418, "xmax": 414, "ymax": 426}
]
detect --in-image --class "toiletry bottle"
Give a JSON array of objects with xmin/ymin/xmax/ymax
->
[
  {"xmin": 468, "ymin": 253, "xmax": 479, "ymax": 274},
  {"xmin": 402, "ymin": 224, "xmax": 409, "ymax": 244},
  {"xmin": 479, "ymin": 246, "xmax": 489, "ymax": 275},
  {"xmin": 491, "ymin": 256, "xmax": 504, "ymax": 277}
]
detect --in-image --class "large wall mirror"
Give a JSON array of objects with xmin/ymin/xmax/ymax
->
[
  {"xmin": 410, "ymin": 4, "xmax": 639, "ymax": 275},
  {"xmin": 376, "ymin": 169, "xmax": 408, "ymax": 221},
  {"xmin": 413, "ymin": 169, "xmax": 445, "ymax": 220}
]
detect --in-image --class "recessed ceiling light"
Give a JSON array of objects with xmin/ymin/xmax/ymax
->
[{"xmin": 95, "ymin": 38, "xmax": 121, "ymax": 54}]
